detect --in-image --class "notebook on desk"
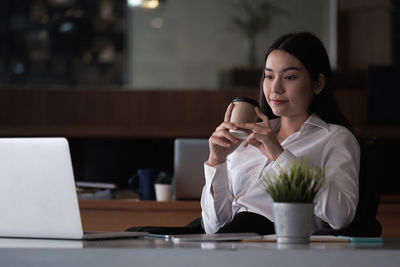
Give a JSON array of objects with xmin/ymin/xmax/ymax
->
[{"xmin": 0, "ymin": 137, "xmax": 146, "ymax": 240}]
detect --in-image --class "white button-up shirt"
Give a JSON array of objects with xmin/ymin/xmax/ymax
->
[{"xmin": 200, "ymin": 114, "xmax": 360, "ymax": 234}]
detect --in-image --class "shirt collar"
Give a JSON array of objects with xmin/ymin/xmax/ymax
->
[
  {"xmin": 302, "ymin": 113, "xmax": 329, "ymax": 133},
  {"xmin": 269, "ymin": 113, "xmax": 329, "ymax": 134}
]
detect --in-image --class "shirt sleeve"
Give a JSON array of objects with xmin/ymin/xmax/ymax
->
[
  {"xmin": 270, "ymin": 128, "xmax": 360, "ymax": 229},
  {"xmin": 313, "ymin": 129, "xmax": 360, "ymax": 229},
  {"xmin": 200, "ymin": 161, "xmax": 234, "ymax": 234},
  {"xmin": 271, "ymin": 149, "xmax": 298, "ymax": 175}
]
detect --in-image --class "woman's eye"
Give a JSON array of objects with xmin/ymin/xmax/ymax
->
[
  {"xmin": 264, "ymin": 74, "xmax": 273, "ymax": 80},
  {"xmin": 285, "ymin": 75, "xmax": 296, "ymax": 80}
]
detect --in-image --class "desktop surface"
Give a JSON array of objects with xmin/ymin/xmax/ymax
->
[{"xmin": 1, "ymin": 237, "xmax": 400, "ymax": 267}]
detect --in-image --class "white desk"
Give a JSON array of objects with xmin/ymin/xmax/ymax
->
[{"xmin": 1, "ymin": 237, "xmax": 400, "ymax": 267}]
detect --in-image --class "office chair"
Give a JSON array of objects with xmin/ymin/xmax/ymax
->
[
  {"xmin": 185, "ymin": 137, "xmax": 383, "ymax": 236},
  {"xmin": 313, "ymin": 136, "xmax": 382, "ymax": 237}
]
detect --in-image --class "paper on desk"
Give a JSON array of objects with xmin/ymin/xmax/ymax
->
[
  {"xmin": 171, "ymin": 233, "xmax": 262, "ymax": 243},
  {"xmin": 245, "ymin": 235, "xmax": 384, "ymax": 243},
  {"xmin": 246, "ymin": 235, "xmax": 350, "ymax": 242}
]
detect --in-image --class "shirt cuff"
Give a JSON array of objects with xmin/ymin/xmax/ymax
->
[
  {"xmin": 204, "ymin": 161, "xmax": 228, "ymax": 189},
  {"xmin": 272, "ymin": 149, "xmax": 297, "ymax": 175}
]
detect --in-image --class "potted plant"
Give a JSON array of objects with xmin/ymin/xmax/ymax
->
[
  {"xmin": 262, "ymin": 159, "xmax": 325, "ymax": 244},
  {"xmin": 154, "ymin": 171, "xmax": 173, "ymax": 201},
  {"xmin": 230, "ymin": 0, "xmax": 287, "ymax": 66},
  {"xmin": 220, "ymin": 0, "xmax": 288, "ymax": 89}
]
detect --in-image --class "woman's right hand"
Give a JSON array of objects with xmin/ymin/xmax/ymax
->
[{"xmin": 207, "ymin": 103, "xmax": 241, "ymax": 166}]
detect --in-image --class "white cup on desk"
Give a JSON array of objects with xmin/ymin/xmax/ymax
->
[{"xmin": 154, "ymin": 184, "xmax": 172, "ymax": 201}]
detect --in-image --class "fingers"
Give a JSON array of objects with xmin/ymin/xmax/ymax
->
[
  {"xmin": 215, "ymin": 121, "xmax": 238, "ymax": 132},
  {"xmin": 207, "ymin": 102, "xmax": 243, "ymax": 165},
  {"xmin": 245, "ymin": 131, "xmax": 284, "ymax": 160},
  {"xmin": 209, "ymin": 132, "xmax": 240, "ymax": 149},
  {"xmin": 255, "ymin": 107, "xmax": 271, "ymax": 128},
  {"xmin": 211, "ymin": 103, "xmax": 241, "ymax": 149},
  {"xmin": 224, "ymin": 102, "xmax": 235, "ymax": 122},
  {"xmin": 243, "ymin": 133, "xmax": 261, "ymax": 148},
  {"xmin": 235, "ymin": 107, "xmax": 271, "ymax": 133},
  {"xmin": 211, "ymin": 124, "xmax": 240, "ymax": 147},
  {"xmin": 210, "ymin": 136, "xmax": 235, "ymax": 148},
  {"xmin": 242, "ymin": 140, "xmax": 251, "ymax": 148},
  {"xmin": 236, "ymin": 122, "xmax": 264, "ymax": 132}
]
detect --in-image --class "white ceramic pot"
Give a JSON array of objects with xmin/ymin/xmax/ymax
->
[
  {"xmin": 273, "ymin": 202, "xmax": 314, "ymax": 244},
  {"xmin": 154, "ymin": 184, "xmax": 172, "ymax": 201}
]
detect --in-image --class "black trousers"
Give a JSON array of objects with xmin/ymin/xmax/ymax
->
[
  {"xmin": 217, "ymin": 212, "xmax": 275, "ymax": 235},
  {"xmin": 126, "ymin": 212, "xmax": 274, "ymax": 235},
  {"xmin": 125, "ymin": 219, "xmax": 205, "ymax": 235}
]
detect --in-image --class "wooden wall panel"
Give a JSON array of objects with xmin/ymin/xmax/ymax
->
[
  {"xmin": 0, "ymin": 88, "xmax": 399, "ymax": 138},
  {"xmin": 0, "ymin": 89, "xmax": 259, "ymax": 138}
]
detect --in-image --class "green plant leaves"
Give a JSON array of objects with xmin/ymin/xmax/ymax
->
[
  {"xmin": 262, "ymin": 159, "xmax": 325, "ymax": 203},
  {"xmin": 156, "ymin": 171, "xmax": 172, "ymax": 184},
  {"xmin": 231, "ymin": 0, "xmax": 288, "ymax": 39}
]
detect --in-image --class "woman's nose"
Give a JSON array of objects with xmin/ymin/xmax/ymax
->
[{"xmin": 271, "ymin": 79, "xmax": 283, "ymax": 94}]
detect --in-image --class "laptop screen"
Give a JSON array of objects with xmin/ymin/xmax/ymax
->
[
  {"xmin": 0, "ymin": 138, "xmax": 83, "ymax": 239},
  {"xmin": 173, "ymin": 139, "xmax": 209, "ymax": 200}
]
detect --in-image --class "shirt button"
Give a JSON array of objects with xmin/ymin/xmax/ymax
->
[
  {"xmin": 208, "ymin": 168, "xmax": 216, "ymax": 176},
  {"xmin": 274, "ymin": 164, "xmax": 282, "ymax": 172}
]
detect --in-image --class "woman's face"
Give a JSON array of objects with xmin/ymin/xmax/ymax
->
[{"xmin": 263, "ymin": 50, "xmax": 321, "ymax": 120}]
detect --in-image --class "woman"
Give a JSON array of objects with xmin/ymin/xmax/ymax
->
[{"xmin": 201, "ymin": 32, "xmax": 360, "ymax": 234}]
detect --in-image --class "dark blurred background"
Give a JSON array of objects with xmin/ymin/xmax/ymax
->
[{"xmin": 0, "ymin": 0, "xmax": 399, "ymax": 192}]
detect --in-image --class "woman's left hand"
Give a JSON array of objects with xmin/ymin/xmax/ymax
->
[{"xmin": 236, "ymin": 107, "xmax": 284, "ymax": 161}]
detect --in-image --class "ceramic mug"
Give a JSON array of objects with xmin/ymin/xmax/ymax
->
[{"xmin": 128, "ymin": 168, "xmax": 159, "ymax": 200}]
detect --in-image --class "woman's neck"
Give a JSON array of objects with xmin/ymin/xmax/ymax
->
[{"xmin": 276, "ymin": 114, "xmax": 310, "ymax": 143}]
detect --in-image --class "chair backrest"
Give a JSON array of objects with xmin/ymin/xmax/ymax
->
[
  {"xmin": 348, "ymin": 136, "xmax": 382, "ymax": 236},
  {"xmin": 314, "ymin": 136, "xmax": 382, "ymax": 237}
]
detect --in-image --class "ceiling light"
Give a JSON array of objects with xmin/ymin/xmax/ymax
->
[
  {"xmin": 127, "ymin": 0, "xmax": 143, "ymax": 8},
  {"xmin": 128, "ymin": 0, "xmax": 163, "ymax": 9},
  {"xmin": 141, "ymin": 0, "xmax": 159, "ymax": 9}
]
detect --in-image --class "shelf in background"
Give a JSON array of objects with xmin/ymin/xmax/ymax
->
[{"xmin": 79, "ymin": 200, "xmax": 201, "ymax": 231}]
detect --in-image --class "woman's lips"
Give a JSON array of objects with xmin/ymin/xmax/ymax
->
[{"xmin": 270, "ymin": 99, "xmax": 288, "ymax": 105}]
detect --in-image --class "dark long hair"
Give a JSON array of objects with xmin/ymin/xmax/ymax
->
[{"xmin": 259, "ymin": 32, "xmax": 352, "ymax": 130}]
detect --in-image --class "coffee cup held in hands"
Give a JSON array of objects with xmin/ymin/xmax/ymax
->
[{"xmin": 229, "ymin": 97, "xmax": 259, "ymax": 139}]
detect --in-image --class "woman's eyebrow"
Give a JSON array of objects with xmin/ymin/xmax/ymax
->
[{"xmin": 265, "ymin": 67, "xmax": 300, "ymax": 72}]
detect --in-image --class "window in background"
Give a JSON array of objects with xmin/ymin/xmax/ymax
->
[{"xmin": 0, "ymin": 0, "xmax": 126, "ymax": 86}]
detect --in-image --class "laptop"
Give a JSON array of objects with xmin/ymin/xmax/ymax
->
[
  {"xmin": 173, "ymin": 138, "xmax": 209, "ymax": 200},
  {"xmin": 0, "ymin": 137, "xmax": 146, "ymax": 240}
]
